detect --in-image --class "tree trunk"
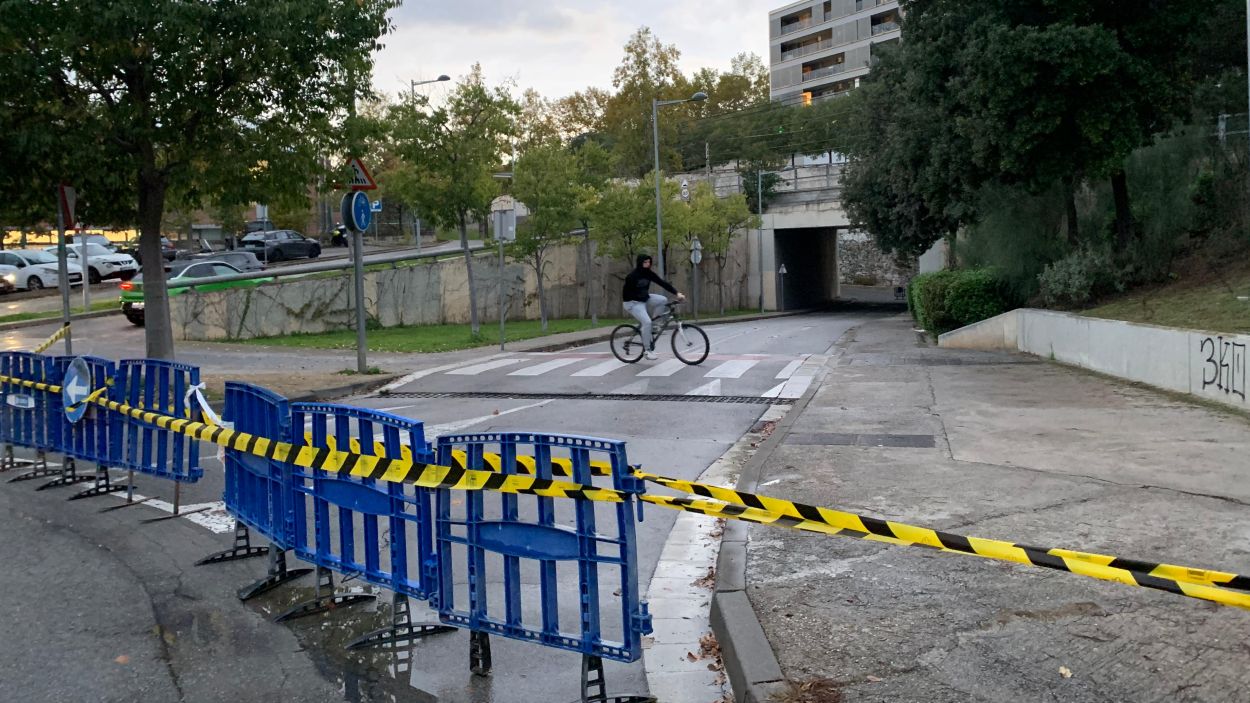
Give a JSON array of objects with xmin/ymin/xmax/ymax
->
[
  {"xmin": 1062, "ymin": 175, "xmax": 1079, "ymax": 245},
  {"xmin": 460, "ymin": 214, "xmax": 480, "ymax": 336},
  {"xmin": 717, "ymin": 257, "xmax": 727, "ymax": 315},
  {"xmin": 138, "ymin": 168, "xmax": 174, "ymax": 359},
  {"xmin": 944, "ymin": 231, "xmax": 957, "ymax": 269},
  {"xmin": 1111, "ymin": 168, "xmax": 1133, "ymax": 248},
  {"xmin": 535, "ymin": 255, "xmax": 549, "ymax": 332}
]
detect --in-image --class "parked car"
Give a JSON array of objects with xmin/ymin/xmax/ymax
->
[
  {"xmin": 116, "ymin": 236, "xmax": 178, "ymax": 264},
  {"xmin": 189, "ymin": 250, "xmax": 265, "ymax": 273},
  {"xmin": 119, "ymin": 260, "xmax": 272, "ymax": 326},
  {"xmin": 0, "ymin": 250, "xmax": 84, "ymax": 290},
  {"xmin": 42, "ymin": 243, "xmax": 138, "ymax": 283},
  {"xmin": 0, "ymin": 266, "xmax": 16, "ymax": 294},
  {"xmin": 238, "ymin": 230, "xmax": 321, "ymax": 263},
  {"xmin": 68, "ymin": 234, "xmax": 117, "ymax": 250}
]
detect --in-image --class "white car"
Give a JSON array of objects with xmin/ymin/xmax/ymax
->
[
  {"xmin": 0, "ymin": 250, "xmax": 84, "ymax": 291},
  {"xmin": 43, "ymin": 243, "xmax": 139, "ymax": 283}
]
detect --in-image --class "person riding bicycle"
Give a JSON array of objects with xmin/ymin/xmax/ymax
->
[{"xmin": 622, "ymin": 254, "xmax": 685, "ymax": 360}]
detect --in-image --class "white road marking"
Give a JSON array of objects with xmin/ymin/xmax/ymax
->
[
  {"xmin": 379, "ymin": 355, "xmax": 509, "ymax": 391},
  {"xmin": 609, "ymin": 380, "xmax": 650, "ymax": 395},
  {"xmin": 761, "ymin": 382, "xmax": 785, "ymax": 398},
  {"xmin": 704, "ymin": 360, "xmax": 758, "ymax": 379},
  {"xmin": 447, "ymin": 359, "xmax": 524, "ymax": 376},
  {"xmin": 424, "ymin": 399, "xmax": 554, "ymax": 437},
  {"xmin": 775, "ymin": 360, "xmax": 803, "ymax": 380},
  {"xmin": 508, "ymin": 358, "xmax": 581, "ymax": 376},
  {"xmin": 637, "ymin": 359, "xmax": 687, "ymax": 377},
  {"xmin": 685, "ymin": 379, "xmax": 722, "ymax": 396},
  {"xmin": 780, "ymin": 376, "xmax": 813, "ymax": 399},
  {"xmin": 572, "ymin": 359, "xmax": 628, "ymax": 377}
]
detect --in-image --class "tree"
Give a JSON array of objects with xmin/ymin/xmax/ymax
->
[
  {"xmin": 589, "ymin": 180, "xmax": 654, "ymax": 266},
  {"xmin": 602, "ymin": 27, "xmax": 686, "ymax": 177},
  {"xmin": 0, "ymin": 0, "xmax": 397, "ymax": 358},
  {"xmin": 389, "ymin": 65, "xmax": 518, "ymax": 337},
  {"xmin": 517, "ymin": 88, "xmax": 563, "ymax": 151},
  {"xmin": 511, "ymin": 144, "xmax": 580, "ymax": 330},
  {"xmin": 555, "ymin": 87, "xmax": 612, "ymax": 141},
  {"xmin": 710, "ymin": 193, "xmax": 759, "ymax": 314}
]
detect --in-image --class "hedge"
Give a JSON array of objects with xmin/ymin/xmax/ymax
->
[{"xmin": 909, "ymin": 268, "xmax": 1014, "ymax": 336}]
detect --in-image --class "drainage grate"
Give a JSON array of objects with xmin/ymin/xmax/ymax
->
[
  {"xmin": 786, "ymin": 432, "xmax": 936, "ymax": 448},
  {"xmin": 374, "ymin": 390, "xmax": 793, "ymax": 405}
]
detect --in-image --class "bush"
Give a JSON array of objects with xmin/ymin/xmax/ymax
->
[
  {"xmin": 1037, "ymin": 246, "xmax": 1127, "ymax": 308},
  {"xmin": 910, "ymin": 269, "xmax": 1013, "ymax": 335}
]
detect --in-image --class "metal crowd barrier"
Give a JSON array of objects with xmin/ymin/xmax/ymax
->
[{"xmin": 0, "ymin": 351, "xmax": 57, "ymax": 476}]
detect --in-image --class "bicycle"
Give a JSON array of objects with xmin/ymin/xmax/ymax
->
[{"xmin": 610, "ymin": 301, "xmax": 710, "ymax": 365}]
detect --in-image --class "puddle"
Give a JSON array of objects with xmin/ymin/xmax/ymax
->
[{"xmin": 247, "ymin": 580, "xmax": 439, "ymax": 703}]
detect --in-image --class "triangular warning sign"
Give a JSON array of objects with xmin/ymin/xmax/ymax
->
[{"xmin": 346, "ymin": 157, "xmax": 378, "ymax": 191}]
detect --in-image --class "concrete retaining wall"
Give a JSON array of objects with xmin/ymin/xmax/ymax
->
[
  {"xmin": 939, "ymin": 309, "xmax": 1249, "ymax": 412},
  {"xmin": 171, "ymin": 238, "xmax": 752, "ymax": 341}
]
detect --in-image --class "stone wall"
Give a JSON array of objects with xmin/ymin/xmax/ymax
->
[
  {"xmin": 171, "ymin": 237, "xmax": 753, "ymax": 341},
  {"xmin": 836, "ymin": 229, "xmax": 915, "ymax": 286}
]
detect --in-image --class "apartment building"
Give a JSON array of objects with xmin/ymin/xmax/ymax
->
[{"xmin": 768, "ymin": 0, "xmax": 901, "ymax": 103}]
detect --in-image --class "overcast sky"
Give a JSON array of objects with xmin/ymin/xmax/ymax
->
[{"xmin": 372, "ymin": 1, "xmax": 776, "ymax": 101}]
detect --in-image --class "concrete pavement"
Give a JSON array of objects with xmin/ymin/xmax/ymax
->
[{"xmin": 717, "ymin": 314, "xmax": 1250, "ymax": 702}]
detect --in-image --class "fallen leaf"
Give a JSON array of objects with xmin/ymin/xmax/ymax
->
[
  {"xmin": 1059, "ymin": 666, "xmax": 1073, "ymax": 679},
  {"xmin": 866, "ymin": 675, "xmax": 883, "ymax": 683},
  {"xmin": 686, "ymin": 651, "xmax": 698, "ymax": 662},
  {"xmin": 492, "ymin": 409, "xmax": 500, "ymax": 415},
  {"xmin": 114, "ymin": 655, "xmax": 130, "ymax": 665}
]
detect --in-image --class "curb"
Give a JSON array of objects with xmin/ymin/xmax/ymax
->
[
  {"xmin": 709, "ymin": 353, "xmax": 829, "ymax": 703},
  {"xmin": 287, "ymin": 376, "xmax": 398, "ymax": 403},
  {"xmin": 0, "ymin": 308, "xmax": 121, "ymax": 333}
]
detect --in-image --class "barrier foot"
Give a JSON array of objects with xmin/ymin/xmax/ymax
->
[
  {"xmin": 9, "ymin": 452, "xmax": 59, "ymax": 482},
  {"xmin": 68, "ymin": 467, "xmax": 127, "ymax": 501},
  {"xmin": 346, "ymin": 592, "xmax": 455, "ymax": 651},
  {"xmin": 470, "ymin": 631, "xmax": 492, "ymax": 676},
  {"xmin": 1, "ymin": 445, "xmax": 36, "ymax": 474},
  {"xmin": 197, "ymin": 522, "xmax": 269, "ymax": 565},
  {"xmin": 38, "ymin": 458, "xmax": 94, "ymax": 490},
  {"xmin": 237, "ymin": 547, "xmax": 312, "ymax": 601},
  {"xmin": 274, "ymin": 566, "xmax": 375, "ymax": 622},
  {"xmin": 576, "ymin": 655, "xmax": 655, "ymax": 703}
]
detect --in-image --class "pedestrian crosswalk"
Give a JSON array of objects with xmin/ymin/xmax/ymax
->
[{"xmin": 430, "ymin": 352, "xmax": 819, "ymax": 399}]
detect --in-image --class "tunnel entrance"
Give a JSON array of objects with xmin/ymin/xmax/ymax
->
[{"xmin": 773, "ymin": 227, "xmax": 837, "ymax": 310}]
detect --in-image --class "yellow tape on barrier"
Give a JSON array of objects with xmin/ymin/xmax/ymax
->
[
  {"xmin": 4, "ymin": 373, "xmax": 1249, "ymax": 612},
  {"xmin": 31, "ymin": 324, "xmax": 70, "ymax": 354}
]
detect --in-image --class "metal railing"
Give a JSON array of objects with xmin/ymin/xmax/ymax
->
[
  {"xmin": 781, "ymin": 38, "xmax": 835, "ymax": 62},
  {"xmin": 802, "ymin": 63, "xmax": 848, "ymax": 82},
  {"xmin": 871, "ymin": 20, "xmax": 901, "ymax": 36},
  {"xmin": 779, "ymin": 16, "xmax": 817, "ymax": 35}
]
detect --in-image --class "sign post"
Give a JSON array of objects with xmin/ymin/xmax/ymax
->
[
  {"xmin": 56, "ymin": 185, "xmax": 75, "ymax": 354},
  {"xmin": 341, "ymin": 188, "xmax": 374, "ymax": 375},
  {"xmin": 690, "ymin": 237, "xmax": 702, "ymax": 321},
  {"xmin": 490, "ymin": 196, "xmax": 517, "ymax": 352},
  {"xmin": 778, "ymin": 263, "xmax": 788, "ymax": 312}
]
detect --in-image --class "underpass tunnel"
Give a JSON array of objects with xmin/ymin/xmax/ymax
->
[{"xmin": 773, "ymin": 227, "xmax": 838, "ymax": 310}]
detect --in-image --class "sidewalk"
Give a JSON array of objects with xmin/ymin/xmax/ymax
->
[{"xmin": 719, "ymin": 315, "xmax": 1250, "ymax": 702}]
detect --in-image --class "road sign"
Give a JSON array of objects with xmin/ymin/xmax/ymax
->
[
  {"xmin": 680, "ymin": 178, "xmax": 690, "ymax": 201},
  {"xmin": 58, "ymin": 184, "xmax": 76, "ymax": 225},
  {"xmin": 63, "ymin": 356, "xmax": 91, "ymax": 423},
  {"xmin": 346, "ymin": 157, "xmax": 378, "ymax": 191},
  {"xmin": 341, "ymin": 191, "xmax": 373, "ymax": 233},
  {"xmin": 6, "ymin": 394, "xmax": 34, "ymax": 409},
  {"xmin": 778, "ymin": 264, "xmax": 788, "ymax": 275},
  {"xmin": 371, "ymin": 199, "xmax": 383, "ymax": 213}
]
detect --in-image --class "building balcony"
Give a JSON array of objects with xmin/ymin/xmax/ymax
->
[
  {"xmin": 779, "ymin": 16, "xmax": 817, "ymax": 35},
  {"xmin": 781, "ymin": 38, "xmax": 835, "ymax": 62},
  {"xmin": 856, "ymin": 0, "xmax": 892, "ymax": 11},
  {"xmin": 871, "ymin": 20, "xmax": 900, "ymax": 36},
  {"xmin": 802, "ymin": 62, "xmax": 848, "ymax": 82}
]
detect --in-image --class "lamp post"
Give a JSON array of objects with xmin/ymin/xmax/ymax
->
[
  {"xmin": 410, "ymin": 74, "xmax": 450, "ymax": 101},
  {"xmin": 651, "ymin": 91, "xmax": 707, "ymax": 278},
  {"xmin": 690, "ymin": 236, "xmax": 703, "ymax": 321}
]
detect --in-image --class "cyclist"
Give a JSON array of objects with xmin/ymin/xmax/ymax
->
[{"xmin": 622, "ymin": 253, "xmax": 685, "ymax": 360}]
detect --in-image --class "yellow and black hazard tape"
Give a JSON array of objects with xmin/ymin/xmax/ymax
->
[
  {"xmin": 32, "ymin": 324, "xmax": 71, "ymax": 354},
  {"xmin": 5, "ymin": 372, "xmax": 1250, "ymax": 612}
]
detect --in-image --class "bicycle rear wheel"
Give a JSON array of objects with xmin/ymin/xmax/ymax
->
[
  {"xmin": 671, "ymin": 322, "xmax": 710, "ymax": 365},
  {"xmin": 610, "ymin": 324, "xmax": 645, "ymax": 363}
]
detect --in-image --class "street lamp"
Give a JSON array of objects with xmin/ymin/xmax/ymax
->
[
  {"xmin": 652, "ymin": 91, "xmax": 707, "ymax": 277},
  {"xmin": 410, "ymin": 74, "xmax": 450, "ymax": 100}
]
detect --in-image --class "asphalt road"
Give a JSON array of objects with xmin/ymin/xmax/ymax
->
[{"xmin": 0, "ymin": 313, "xmax": 867, "ymax": 702}]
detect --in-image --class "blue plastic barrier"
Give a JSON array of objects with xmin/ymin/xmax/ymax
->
[
  {"xmin": 290, "ymin": 403, "xmax": 440, "ymax": 601},
  {"xmin": 223, "ymin": 382, "xmax": 295, "ymax": 546},
  {"xmin": 0, "ymin": 351, "xmax": 58, "ymax": 460},
  {"xmin": 434, "ymin": 432, "xmax": 652, "ymax": 664},
  {"xmin": 49, "ymin": 355, "xmax": 118, "ymax": 468},
  {"xmin": 113, "ymin": 359, "xmax": 202, "ymax": 483}
]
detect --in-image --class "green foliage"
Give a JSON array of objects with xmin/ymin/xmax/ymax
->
[
  {"xmin": 1037, "ymin": 246, "xmax": 1126, "ymax": 308},
  {"xmin": 910, "ymin": 269, "xmax": 1014, "ymax": 334},
  {"xmin": 511, "ymin": 144, "xmax": 582, "ymax": 328},
  {"xmin": 959, "ymin": 182, "xmax": 1068, "ymax": 300},
  {"xmin": 588, "ymin": 180, "xmax": 655, "ymax": 266}
]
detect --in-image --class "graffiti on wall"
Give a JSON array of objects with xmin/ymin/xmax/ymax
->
[{"xmin": 1199, "ymin": 336, "xmax": 1247, "ymax": 402}]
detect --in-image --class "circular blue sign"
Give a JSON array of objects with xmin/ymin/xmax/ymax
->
[
  {"xmin": 62, "ymin": 356, "xmax": 92, "ymax": 423},
  {"xmin": 352, "ymin": 191, "xmax": 372, "ymax": 232}
]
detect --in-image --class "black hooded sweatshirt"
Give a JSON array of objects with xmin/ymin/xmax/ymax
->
[{"xmin": 621, "ymin": 255, "xmax": 677, "ymax": 303}]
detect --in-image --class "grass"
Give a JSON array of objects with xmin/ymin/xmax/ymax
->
[
  {"xmin": 1082, "ymin": 259, "xmax": 1250, "ymax": 334},
  {"xmin": 0, "ymin": 299, "xmax": 116, "ymax": 325},
  {"xmin": 238, "ymin": 317, "xmax": 633, "ymax": 354}
]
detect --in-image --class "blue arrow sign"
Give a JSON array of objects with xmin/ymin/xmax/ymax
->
[{"xmin": 63, "ymin": 356, "xmax": 92, "ymax": 422}]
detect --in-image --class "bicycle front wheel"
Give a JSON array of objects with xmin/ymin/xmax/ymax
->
[
  {"xmin": 671, "ymin": 322, "xmax": 710, "ymax": 365},
  {"xmin": 610, "ymin": 324, "xmax": 645, "ymax": 363}
]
